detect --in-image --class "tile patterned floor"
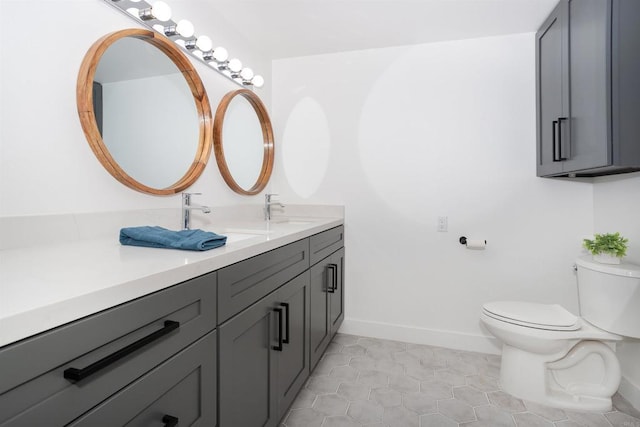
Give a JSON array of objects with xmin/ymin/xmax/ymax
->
[{"xmin": 281, "ymin": 334, "xmax": 640, "ymax": 427}]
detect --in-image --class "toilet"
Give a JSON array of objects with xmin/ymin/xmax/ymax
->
[{"xmin": 480, "ymin": 256, "xmax": 640, "ymax": 411}]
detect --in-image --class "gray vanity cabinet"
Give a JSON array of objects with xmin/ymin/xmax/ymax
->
[
  {"xmin": 536, "ymin": 0, "xmax": 640, "ymax": 177},
  {"xmin": 309, "ymin": 226, "xmax": 345, "ymax": 370},
  {"xmin": 0, "ymin": 272, "xmax": 217, "ymax": 427},
  {"xmin": 218, "ymin": 272, "xmax": 311, "ymax": 427}
]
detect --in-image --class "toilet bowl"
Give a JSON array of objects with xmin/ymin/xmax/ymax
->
[{"xmin": 480, "ymin": 256, "xmax": 640, "ymax": 411}]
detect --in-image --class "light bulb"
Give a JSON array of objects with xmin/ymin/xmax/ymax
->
[
  {"xmin": 212, "ymin": 47, "xmax": 228, "ymax": 63},
  {"xmin": 176, "ymin": 20, "xmax": 194, "ymax": 37},
  {"xmin": 196, "ymin": 36, "xmax": 213, "ymax": 52},
  {"xmin": 240, "ymin": 68, "xmax": 254, "ymax": 81},
  {"xmin": 151, "ymin": 1, "xmax": 172, "ymax": 21},
  {"xmin": 228, "ymin": 58, "xmax": 242, "ymax": 73},
  {"xmin": 139, "ymin": 1, "xmax": 172, "ymax": 21},
  {"xmin": 251, "ymin": 75, "xmax": 264, "ymax": 88}
]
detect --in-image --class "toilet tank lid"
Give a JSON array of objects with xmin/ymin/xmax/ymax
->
[
  {"xmin": 483, "ymin": 301, "xmax": 578, "ymax": 328},
  {"xmin": 576, "ymin": 256, "xmax": 640, "ymax": 278}
]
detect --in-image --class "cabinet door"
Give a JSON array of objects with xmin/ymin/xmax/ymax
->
[
  {"xmin": 565, "ymin": 0, "xmax": 611, "ymax": 172},
  {"xmin": 273, "ymin": 273, "xmax": 310, "ymax": 420},
  {"xmin": 536, "ymin": 0, "xmax": 570, "ymax": 176},
  {"xmin": 219, "ymin": 295, "xmax": 278, "ymax": 427},
  {"xmin": 309, "ymin": 259, "xmax": 331, "ymax": 371},
  {"xmin": 329, "ymin": 248, "xmax": 345, "ymax": 336}
]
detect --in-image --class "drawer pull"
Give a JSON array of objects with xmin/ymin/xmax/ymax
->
[
  {"xmin": 162, "ymin": 415, "xmax": 179, "ymax": 427},
  {"xmin": 63, "ymin": 320, "xmax": 180, "ymax": 382}
]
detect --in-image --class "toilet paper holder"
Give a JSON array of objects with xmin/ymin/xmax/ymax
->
[{"xmin": 459, "ymin": 236, "xmax": 487, "ymax": 246}]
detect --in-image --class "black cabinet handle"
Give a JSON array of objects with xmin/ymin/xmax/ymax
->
[
  {"xmin": 63, "ymin": 320, "xmax": 180, "ymax": 382},
  {"xmin": 272, "ymin": 307, "xmax": 284, "ymax": 351},
  {"xmin": 162, "ymin": 415, "xmax": 179, "ymax": 427},
  {"xmin": 280, "ymin": 302, "xmax": 290, "ymax": 344},
  {"xmin": 327, "ymin": 264, "xmax": 338, "ymax": 293},
  {"xmin": 558, "ymin": 117, "xmax": 568, "ymax": 161},
  {"xmin": 552, "ymin": 120, "xmax": 559, "ymax": 161},
  {"xmin": 552, "ymin": 118, "xmax": 568, "ymax": 162}
]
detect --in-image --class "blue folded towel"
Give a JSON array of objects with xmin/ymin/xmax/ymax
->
[{"xmin": 119, "ymin": 226, "xmax": 227, "ymax": 251}]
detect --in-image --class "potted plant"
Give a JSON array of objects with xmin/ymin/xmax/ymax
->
[{"xmin": 583, "ymin": 232, "xmax": 628, "ymax": 264}]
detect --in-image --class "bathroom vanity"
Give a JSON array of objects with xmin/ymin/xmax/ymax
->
[{"xmin": 0, "ymin": 216, "xmax": 344, "ymax": 426}]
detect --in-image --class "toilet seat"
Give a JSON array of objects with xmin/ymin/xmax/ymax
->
[{"xmin": 483, "ymin": 301, "xmax": 579, "ymax": 331}]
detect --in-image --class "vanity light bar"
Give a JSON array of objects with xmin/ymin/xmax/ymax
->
[{"xmin": 103, "ymin": 0, "xmax": 264, "ymax": 88}]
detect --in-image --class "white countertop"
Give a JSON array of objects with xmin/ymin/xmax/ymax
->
[{"xmin": 0, "ymin": 215, "xmax": 343, "ymax": 347}]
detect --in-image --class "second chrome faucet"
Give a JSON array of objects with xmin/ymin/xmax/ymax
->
[
  {"xmin": 264, "ymin": 193, "xmax": 284, "ymax": 221},
  {"xmin": 182, "ymin": 193, "xmax": 211, "ymax": 230}
]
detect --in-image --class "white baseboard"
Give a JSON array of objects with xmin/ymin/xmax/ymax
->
[
  {"xmin": 619, "ymin": 376, "xmax": 640, "ymax": 412},
  {"xmin": 339, "ymin": 317, "xmax": 502, "ymax": 355}
]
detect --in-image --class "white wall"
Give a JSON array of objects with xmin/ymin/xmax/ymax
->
[
  {"xmin": 272, "ymin": 33, "xmax": 594, "ymax": 352},
  {"xmin": 0, "ymin": 0, "xmax": 271, "ymax": 216},
  {"xmin": 593, "ymin": 172, "xmax": 640, "ymax": 407}
]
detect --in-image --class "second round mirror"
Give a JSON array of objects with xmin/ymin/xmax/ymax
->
[{"xmin": 213, "ymin": 89, "xmax": 274, "ymax": 195}]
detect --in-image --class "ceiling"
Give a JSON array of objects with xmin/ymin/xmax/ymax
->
[{"xmin": 193, "ymin": 0, "xmax": 560, "ymax": 59}]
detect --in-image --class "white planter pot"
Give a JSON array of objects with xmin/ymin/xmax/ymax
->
[{"xmin": 593, "ymin": 253, "xmax": 622, "ymax": 265}]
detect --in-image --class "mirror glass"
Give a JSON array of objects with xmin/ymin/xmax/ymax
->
[
  {"xmin": 222, "ymin": 96, "xmax": 264, "ymax": 189},
  {"xmin": 214, "ymin": 89, "xmax": 274, "ymax": 195},
  {"xmin": 77, "ymin": 29, "xmax": 212, "ymax": 195}
]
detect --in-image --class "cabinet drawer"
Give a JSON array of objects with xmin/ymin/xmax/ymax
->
[
  {"xmin": 309, "ymin": 226, "xmax": 344, "ymax": 266},
  {"xmin": 218, "ymin": 239, "xmax": 309, "ymax": 323},
  {"xmin": 0, "ymin": 272, "xmax": 216, "ymax": 426},
  {"xmin": 70, "ymin": 330, "xmax": 216, "ymax": 427}
]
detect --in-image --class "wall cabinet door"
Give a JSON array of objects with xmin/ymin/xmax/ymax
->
[
  {"xmin": 309, "ymin": 248, "xmax": 345, "ymax": 371},
  {"xmin": 536, "ymin": 0, "xmax": 569, "ymax": 177}
]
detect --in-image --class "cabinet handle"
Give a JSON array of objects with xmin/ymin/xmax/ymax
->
[
  {"xmin": 327, "ymin": 264, "xmax": 338, "ymax": 293},
  {"xmin": 162, "ymin": 415, "xmax": 179, "ymax": 427},
  {"xmin": 552, "ymin": 118, "xmax": 568, "ymax": 162},
  {"xmin": 557, "ymin": 117, "xmax": 568, "ymax": 161},
  {"xmin": 272, "ymin": 307, "xmax": 284, "ymax": 351},
  {"xmin": 552, "ymin": 120, "xmax": 560, "ymax": 161},
  {"xmin": 63, "ymin": 320, "xmax": 180, "ymax": 382},
  {"xmin": 280, "ymin": 302, "xmax": 290, "ymax": 344}
]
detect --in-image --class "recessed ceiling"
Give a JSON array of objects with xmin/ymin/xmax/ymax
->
[{"xmin": 188, "ymin": 0, "xmax": 560, "ymax": 59}]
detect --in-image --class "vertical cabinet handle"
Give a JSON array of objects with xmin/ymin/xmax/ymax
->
[
  {"xmin": 162, "ymin": 415, "xmax": 179, "ymax": 427},
  {"xmin": 280, "ymin": 302, "xmax": 290, "ymax": 344},
  {"xmin": 63, "ymin": 320, "xmax": 180, "ymax": 382},
  {"xmin": 327, "ymin": 264, "xmax": 338, "ymax": 293},
  {"xmin": 272, "ymin": 307, "xmax": 284, "ymax": 351},
  {"xmin": 552, "ymin": 120, "xmax": 559, "ymax": 161},
  {"xmin": 552, "ymin": 117, "xmax": 568, "ymax": 162},
  {"xmin": 557, "ymin": 117, "xmax": 568, "ymax": 161}
]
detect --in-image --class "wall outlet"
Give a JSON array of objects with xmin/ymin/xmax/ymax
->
[{"xmin": 437, "ymin": 216, "xmax": 448, "ymax": 232}]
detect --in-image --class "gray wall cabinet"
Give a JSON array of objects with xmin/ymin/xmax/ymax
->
[
  {"xmin": 536, "ymin": 0, "xmax": 640, "ymax": 177},
  {"xmin": 310, "ymin": 229, "xmax": 345, "ymax": 370},
  {"xmin": 0, "ymin": 225, "xmax": 345, "ymax": 427}
]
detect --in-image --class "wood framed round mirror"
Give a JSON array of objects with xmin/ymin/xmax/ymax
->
[
  {"xmin": 213, "ymin": 89, "xmax": 274, "ymax": 195},
  {"xmin": 77, "ymin": 28, "xmax": 212, "ymax": 195}
]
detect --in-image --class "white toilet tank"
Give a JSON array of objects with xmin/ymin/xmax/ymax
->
[{"xmin": 576, "ymin": 256, "xmax": 640, "ymax": 339}]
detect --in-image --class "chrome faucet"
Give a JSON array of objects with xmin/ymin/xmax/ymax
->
[
  {"xmin": 181, "ymin": 192, "xmax": 211, "ymax": 230},
  {"xmin": 264, "ymin": 193, "xmax": 285, "ymax": 221}
]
